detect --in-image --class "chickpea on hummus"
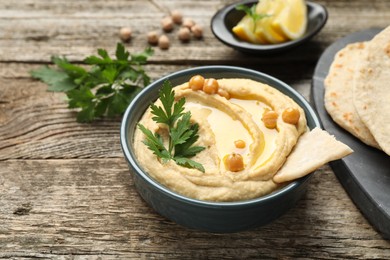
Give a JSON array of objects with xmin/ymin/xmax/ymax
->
[{"xmin": 133, "ymin": 76, "xmax": 353, "ymax": 202}]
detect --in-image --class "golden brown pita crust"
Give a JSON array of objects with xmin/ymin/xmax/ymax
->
[
  {"xmin": 324, "ymin": 42, "xmax": 380, "ymax": 149},
  {"xmin": 353, "ymin": 26, "xmax": 390, "ymax": 155}
]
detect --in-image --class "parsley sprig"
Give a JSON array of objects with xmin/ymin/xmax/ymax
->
[
  {"xmin": 236, "ymin": 3, "xmax": 270, "ymax": 32},
  {"xmin": 138, "ymin": 81, "xmax": 206, "ymax": 172},
  {"xmin": 30, "ymin": 43, "xmax": 153, "ymax": 122}
]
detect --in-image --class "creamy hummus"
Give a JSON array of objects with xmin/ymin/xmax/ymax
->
[{"xmin": 133, "ymin": 78, "xmax": 307, "ymax": 202}]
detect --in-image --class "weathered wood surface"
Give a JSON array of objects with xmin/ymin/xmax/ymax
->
[
  {"xmin": 0, "ymin": 0, "xmax": 389, "ymax": 259},
  {"xmin": 1, "ymin": 160, "xmax": 389, "ymax": 259}
]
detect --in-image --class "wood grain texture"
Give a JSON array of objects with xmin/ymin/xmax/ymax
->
[
  {"xmin": 0, "ymin": 63, "xmax": 311, "ymax": 161},
  {"xmin": 1, "ymin": 0, "xmax": 390, "ymax": 258},
  {"xmin": 1, "ymin": 160, "xmax": 389, "ymax": 259},
  {"xmin": 0, "ymin": 0, "xmax": 389, "ymax": 63}
]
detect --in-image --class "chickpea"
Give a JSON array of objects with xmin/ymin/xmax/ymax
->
[
  {"xmin": 182, "ymin": 18, "xmax": 195, "ymax": 29},
  {"xmin": 224, "ymin": 153, "xmax": 245, "ymax": 172},
  {"xmin": 178, "ymin": 27, "xmax": 191, "ymax": 42},
  {"xmin": 203, "ymin": 78, "xmax": 219, "ymax": 94},
  {"xmin": 161, "ymin": 17, "xmax": 174, "ymax": 32},
  {"xmin": 171, "ymin": 10, "xmax": 183, "ymax": 24},
  {"xmin": 262, "ymin": 110, "xmax": 278, "ymax": 129},
  {"xmin": 191, "ymin": 24, "xmax": 203, "ymax": 39},
  {"xmin": 189, "ymin": 75, "xmax": 205, "ymax": 90},
  {"xmin": 119, "ymin": 27, "xmax": 132, "ymax": 42},
  {"xmin": 147, "ymin": 31, "xmax": 159, "ymax": 45},
  {"xmin": 217, "ymin": 88, "xmax": 231, "ymax": 99},
  {"xmin": 234, "ymin": 140, "xmax": 246, "ymax": 149},
  {"xmin": 158, "ymin": 35, "xmax": 170, "ymax": 50},
  {"xmin": 282, "ymin": 107, "xmax": 300, "ymax": 125}
]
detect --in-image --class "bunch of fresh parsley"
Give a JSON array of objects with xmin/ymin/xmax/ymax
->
[
  {"xmin": 30, "ymin": 43, "xmax": 153, "ymax": 122},
  {"xmin": 138, "ymin": 81, "xmax": 206, "ymax": 172}
]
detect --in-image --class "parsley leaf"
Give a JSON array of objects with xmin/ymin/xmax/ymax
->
[
  {"xmin": 138, "ymin": 81, "xmax": 205, "ymax": 172},
  {"xmin": 174, "ymin": 157, "xmax": 205, "ymax": 173},
  {"xmin": 30, "ymin": 66, "xmax": 77, "ymax": 92},
  {"xmin": 30, "ymin": 43, "xmax": 153, "ymax": 122},
  {"xmin": 138, "ymin": 124, "xmax": 171, "ymax": 162},
  {"xmin": 174, "ymin": 123, "xmax": 203, "ymax": 157},
  {"xmin": 150, "ymin": 81, "xmax": 185, "ymax": 127}
]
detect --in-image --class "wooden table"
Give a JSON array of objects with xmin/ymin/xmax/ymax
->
[{"xmin": 1, "ymin": 0, "xmax": 389, "ymax": 258}]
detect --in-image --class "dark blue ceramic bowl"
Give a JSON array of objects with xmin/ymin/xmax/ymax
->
[
  {"xmin": 211, "ymin": 0, "xmax": 328, "ymax": 54},
  {"xmin": 120, "ymin": 66, "xmax": 321, "ymax": 232}
]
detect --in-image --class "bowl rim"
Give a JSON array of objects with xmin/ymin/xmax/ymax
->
[
  {"xmin": 120, "ymin": 65, "xmax": 321, "ymax": 208},
  {"xmin": 210, "ymin": 0, "xmax": 328, "ymax": 53}
]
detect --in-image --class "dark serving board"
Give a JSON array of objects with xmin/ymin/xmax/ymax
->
[{"xmin": 311, "ymin": 28, "xmax": 390, "ymax": 239}]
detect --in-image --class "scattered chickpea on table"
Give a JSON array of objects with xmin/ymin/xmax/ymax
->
[
  {"xmin": 119, "ymin": 27, "xmax": 132, "ymax": 42},
  {"xmin": 120, "ymin": 10, "xmax": 203, "ymax": 50}
]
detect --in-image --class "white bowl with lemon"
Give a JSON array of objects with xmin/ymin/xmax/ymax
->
[{"xmin": 211, "ymin": 0, "xmax": 327, "ymax": 53}]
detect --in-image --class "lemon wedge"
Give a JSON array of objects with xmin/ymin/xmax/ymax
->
[
  {"xmin": 232, "ymin": 15, "xmax": 266, "ymax": 44},
  {"xmin": 271, "ymin": 0, "xmax": 307, "ymax": 40},
  {"xmin": 232, "ymin": 0, "xmax": 307, "ymax": 44},
  {"xmin": 255, "ymin": 0, "xmax": 289, "ymax": 44}
]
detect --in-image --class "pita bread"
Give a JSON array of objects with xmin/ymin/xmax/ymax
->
[
  {"xmin": 353, "ymin": 26, "xmax": 390, "ymax": 155},
  {"xmin": 273, "ymin": 127, "xmax": 353, "ymax": 183},
  {"xmin": 324, "ymin": 42, "xmax": 380, "ymax": 149}
]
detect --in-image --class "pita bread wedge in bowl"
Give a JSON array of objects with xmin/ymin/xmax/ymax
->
[
  {"xmin": 324, "ymin": 26, "xmax": 390, "ymax": 156},
  {"xmin": 121, "ymin": 66, "xmax": 352, "ymax": 232}
]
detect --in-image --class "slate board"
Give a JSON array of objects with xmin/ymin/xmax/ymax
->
[{"xmin": 311, "ymin": 28, "xmax": 390, "ymax": 239}]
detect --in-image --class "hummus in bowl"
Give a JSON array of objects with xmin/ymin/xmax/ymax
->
[
  {"xmin": 121, "ymin": 66, "xmax": 351, "ymax": 232},
  {"xmin": 133, "ymin": 78, "xmax": 308, "ymax": 202}
]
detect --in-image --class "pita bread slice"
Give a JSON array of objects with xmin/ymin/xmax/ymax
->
[
  {"xmin": 353, "ymin": 26, "xmax": 390, "ymax": 155},
  {"xmin": 273, "ymin": 127, "xmax": 353, "ymax": 183},
  {"xmin": 324, "ymin": 42, "xmax": 380, "ymax": 149}
]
